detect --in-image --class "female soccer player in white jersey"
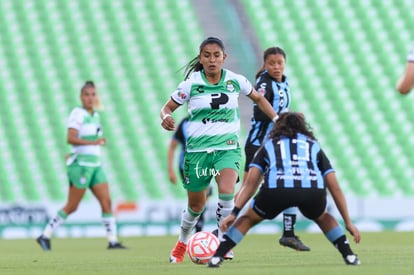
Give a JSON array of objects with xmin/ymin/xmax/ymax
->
[
  {"xmin": 160, "ymin": 37, "xmax": 278, "ymax": 263},
  {"xmin": 396, "ymin": 42, "xmax": 414, "ymax": 94},
  {"xmin": 36, "ymin": 81, "xmax": 125, "ymax": 251}
]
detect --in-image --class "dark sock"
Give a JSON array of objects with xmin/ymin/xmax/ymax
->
[
  {"xmin": 195, "ymin": 211, "xmax": 204, "ymax": 232},
  {"xmin": 283, "ymin": 214, "xmax": 296, "ymax": 237},
  {"xmin": 213, "ymin": 235, "xmax": 236, "ymax": 257},
  {"xmin": 333, "ymin": 235, "xmax": 354, "ymax": 258}
]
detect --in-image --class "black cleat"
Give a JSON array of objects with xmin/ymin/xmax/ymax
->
[
  {"xmin": 36, "ymin": 235, "xmax": 51, "ymax": 251},
  {"xmin": 107, "ymin": 242, "xmax": 127, "ymax": 249},
  {"xmin": 207, "ymin": 256, "xmax": 223, "ymax": 268},
  {"xmin": 344, "ymin": 254, "xmax": 361, "ymax": 265},
  {"xmin": 279, "ymin": 235, "xmax": 310, "ymax": 251}
]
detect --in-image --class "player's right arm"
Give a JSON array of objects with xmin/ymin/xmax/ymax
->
[
  {"xmin": 220, "ymin": 166, "xmax": 262, "ymax": 232},
  {"xmin": 160, "ymin": 99, "xmax": 180, "ymax": 131},
  {"xmin": 161, "ymin": 80, "xmax": 190, "ymax": 131}
]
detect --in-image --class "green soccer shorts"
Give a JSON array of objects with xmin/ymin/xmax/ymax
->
[
  {"xmin": 183, "ymin": 148, "xmax": 241, "ymax": 192},
  {"xmin": 67, "ymin": 161, "xmax": 108, "ymax": 189}
]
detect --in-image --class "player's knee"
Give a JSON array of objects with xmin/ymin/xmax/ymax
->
[{"xmin": 63, "ymin": 205, "xmax": 78, "ymax": 214}]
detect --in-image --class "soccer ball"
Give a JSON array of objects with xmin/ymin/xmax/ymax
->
[{"xmin": 187, "ymin": 231, "xmax": 220, "ymax": 264}]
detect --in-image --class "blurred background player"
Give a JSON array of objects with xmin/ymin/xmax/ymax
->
[
  {"xmin": 208, "ymin": 112, "xmax": 361, "ymax": 268},
  {"xmin": 241, "ymin": 47, "xmax": 310, "ymax": 251},
  {"xmin": 36, "ymin": 81, "xmax": 126, "ymax": 251},
  {"xmin": 167, "ymin": 116, "xmax": 212, "ymax": 232},
  {"xmin": 396, "ymin": 41, "xmax": 414, "ymax": 94},
  {"xmin": 160, "ymin": 37, "xmax": 278, "ymax": 263}
]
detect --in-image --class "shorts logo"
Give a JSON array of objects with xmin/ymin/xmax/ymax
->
[
  {"xmin": 226, "ymin": 139, "xmax": 235, "ymax": 145},
  {"xmin": 80, "ymin": 176, "xmax": 87, "ymax": 185},
  {"xmin": 194, "ymin": 161, "xmax": 220, "ymax": 178}
]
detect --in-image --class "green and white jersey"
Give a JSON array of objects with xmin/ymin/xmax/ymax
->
[
  {"xmin": 67, "ymin": 107, "xmax": 103, "ymax": 167},
  {"xmin": 171, "ymin": 69, "xmax": 253, "ymax": 152}
]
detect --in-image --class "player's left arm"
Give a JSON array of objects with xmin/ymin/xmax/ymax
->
[
  {"xmin": 248, "ymin": 89, "xmax": 278, "ymax": 122},
  {"xmin": 318, "ymin": 149, "xmax": 360, "ymax": 243},
  {"xmin": 324, "ymin": 171, "xmax": 360, "ymax": 244}
]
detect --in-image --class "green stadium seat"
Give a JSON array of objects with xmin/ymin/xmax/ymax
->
[{"xmin": 242, "ymin": 0, "xmax": 414, "ymax": 197}]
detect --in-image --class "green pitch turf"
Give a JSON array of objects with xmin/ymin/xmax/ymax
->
[{"xmin": 0, "ymin": 231, "xmax": 413, "ymax": 275}]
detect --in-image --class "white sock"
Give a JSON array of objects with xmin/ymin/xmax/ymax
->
[
  {"xmin": 216, "ymin": 198, "xmax": 234, "ymax": 240},
  {"xmin": 178, "ymin": 208, "xmax": 200, "ymax": 244},
  {"xmin": 43, "ymin": 210, "xmax": 67, "ymax": 238},
  {"xmin": 102, "ymin": 214, "xmax": 118, "ymax": 243}
]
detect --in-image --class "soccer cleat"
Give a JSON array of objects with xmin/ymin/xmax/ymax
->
[
  {"xmin": 223, "ymin": 249, "xmax": 234, "ymax": 260},
  {"xmin": 279, "ymin": 235, "xmax": 311, "ymax": 251},
  {"xmin": 36, "ymin": 235, "xmax": 51, "ymax": 251},
  {"xmin": 344, "ymin": 254, "xmax": 361, "ymax": 265},
  {"xmin": 107, "ymin": 242, "xmax": 127, "ymax": 249},
  {"xmin": 169, "ymin": 241, "xmax": 187, "ymax": 263},
  {"xmin": 207, "ymin": 256, "xmax": 223, "ymax": 268}
]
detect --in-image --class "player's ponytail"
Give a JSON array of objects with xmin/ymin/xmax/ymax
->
[{"xmin": 183, "ymin": 57, "xmax": 203, "ymax": 80}]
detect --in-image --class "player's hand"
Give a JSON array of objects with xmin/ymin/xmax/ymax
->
[
  {"xmin": 169, "ymin": 171, "xmax": 177, "ymax": 184},
  {"xmin": 94, "ymin": 138, "xmax": 106, "ymax": 145},
  {"xmin": 345, "ymin": 223, "xmax": 361, "ymax": 244},
  {"xmin": 161, "ymin": 115, "xmax": 175, "ymax": 131},
  {"xmin": 219, "ymin": 214, "xmax": 236, "ymax": 232}
]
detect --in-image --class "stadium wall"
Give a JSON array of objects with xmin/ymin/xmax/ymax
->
[{"xmin": 1, "ymin": 197, "xmax": 414, "ymax": 239}]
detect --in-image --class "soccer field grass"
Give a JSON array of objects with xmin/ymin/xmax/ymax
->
[{"xmin": 0, "ymin": 231, "xmax": 413, "ymax": 275}]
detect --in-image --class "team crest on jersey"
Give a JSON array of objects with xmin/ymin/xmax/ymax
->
[
  {"xmin": 258, "ymin": 83, "xmax": 266, "ymax": 95},
  {"xmin": 177, "ymin": 91, "xmax": 187, "ymax": 100},
  {"xmin": 226, "ymin": 80, "xmax": 235, "ymax": 92}
]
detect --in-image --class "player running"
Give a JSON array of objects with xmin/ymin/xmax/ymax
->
[
  {"xmin": 160, "ymin": 37, "xmax": 278, "ymax": 263},
  {"xmin": 36, "ymin": 81, "xmax": 125, "ymax": 251}
]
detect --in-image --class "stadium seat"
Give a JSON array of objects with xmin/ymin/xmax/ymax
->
[{"xmin": 242, "ymin": 0, "xmax": 414, "ymax": 197}]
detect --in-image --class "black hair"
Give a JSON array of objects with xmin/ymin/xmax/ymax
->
[
  {"xmin": 183, "ymin": 37, "xmax": 225, "ymax": 80},
  {"xmin": 255, "ymin": 47, "xmax": 286, "ymax": 79},
  {"xmin": 81, "ymin": 80, "xmax": 95, "ymax": 94},
  {"xmin": 269, "ymin": 112, "xmax": 316, "ymax": 140}
]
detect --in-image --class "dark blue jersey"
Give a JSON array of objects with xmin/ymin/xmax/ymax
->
[
  {"xmin": 172, "ymin": 118, "xmax": 189, "ymax": 170},
  {"xmin": 246, "ymin": 72, "xmax": 290, "ymax": 146},
  {"xmin": 249, "ymin": 133, "xmax": 334, "ymax": 189}
]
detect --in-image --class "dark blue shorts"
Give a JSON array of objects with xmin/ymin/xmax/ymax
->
[{"xmin": 251, "ymin": 188, "xmax": 327, "ymax": 220}]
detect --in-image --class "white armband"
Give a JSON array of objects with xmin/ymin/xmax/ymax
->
[
  {"xmin": 162, "ymin": 113, "xmax": 172, "ymax": 121},
  {"xmin": 272, "ymin": 115, "xmax": 279, "ymax": 123}
]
